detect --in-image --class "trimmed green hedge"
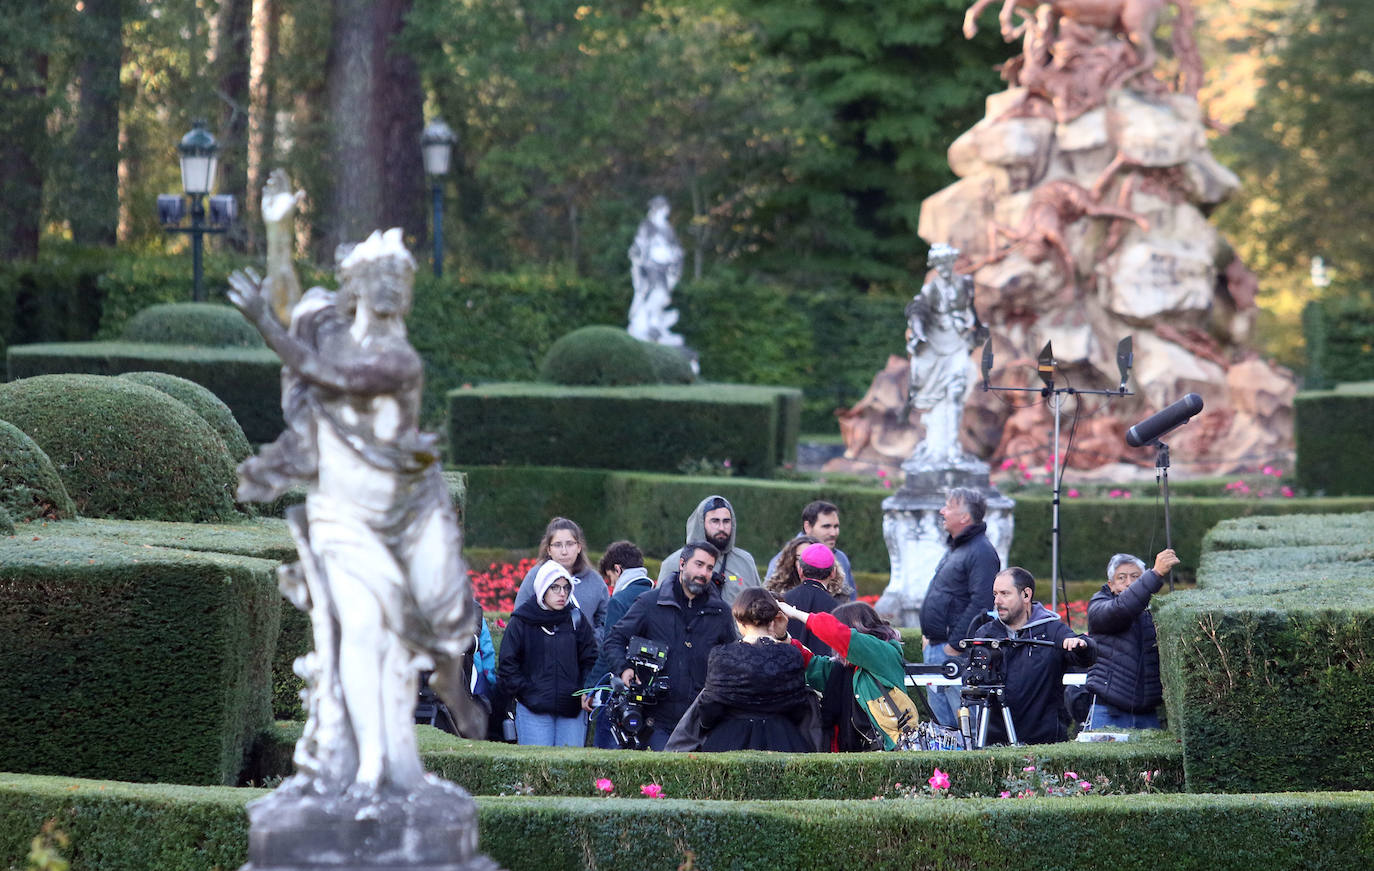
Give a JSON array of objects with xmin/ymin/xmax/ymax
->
[
  {"xmin": 448, "ymin": 383, "xmax": 801, "ymax": 478},
  {"xmin": 3, "ymin": 773, "xmax": 1374, "ymax": 871},
  {"xmin": 1158, "ymin": 512, "xmax": 1374, "ymax": 793},
  {"xmin": 117, "ymin": 371, "xmax": 254, "ymax": 463},
  {"xmin": 1301, "ymin": 296, "xmax": 1374, "ymax": 389},
  {"xmin": 0, "ymin": 532, "xmax": 280, "ymax": 785},
  {"xmin": 0, "ymin": 375, "xmax": 241, "ymax": 522},
  {"xmin": 538, "ymin": 325, "xmax": 658, "ymax": 386},
  {"xmin": 6, "ymin": 342, "xmax": 283, "ymax": 444},
  {"xmin": 1294, "ymin": 384, "xmax": 1374, "ymax": 495},
  {"xmin": 458, "ymin": 466, "xmax": 1374, "ymax": 578},
  {"xmin": 120, "ymin": 302, "xmax": 265, "ymax": 349},
  {"xmin": 0, "ymin": 419, "xmax": 75, "ymax": 522}
]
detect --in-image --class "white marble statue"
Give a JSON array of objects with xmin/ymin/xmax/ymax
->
[
  {"xmin": 228, "ymin": 227, "xmax": 485, "ymax": 803},
  {"xmin": 905, "ymin": 243, "xmax": 986, "ymax": 471},
  {"xmin": 627, "ymin": 195, "xmax": 685, "ymax": 346}
]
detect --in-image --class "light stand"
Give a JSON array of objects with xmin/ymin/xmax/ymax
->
[
  {"xmin": 982, "ymin": 336, "xmax": 1135, "ymax": 610},
  {"xmin": 1152, "ymin": 440, "xmax": 1174, "ymax": 592}
]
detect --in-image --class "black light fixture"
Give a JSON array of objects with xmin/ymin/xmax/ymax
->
[
  {"xmin": 421, "ymin": 119, "xmax": 457, "ymax": 278},
  {"xmin": 158, "ymin": 120, "xmax": 234, "ymax": 302}
]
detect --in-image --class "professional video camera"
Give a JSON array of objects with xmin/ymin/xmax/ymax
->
[
  {"xmin": 955, "ymin": 636, "xmax": 1056, "ymax": 748},
  {"xmin": 606, "ymin": 636, "xmax": 670, "ymax": 750}
]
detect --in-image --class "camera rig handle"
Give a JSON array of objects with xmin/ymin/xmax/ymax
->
[{"xmin": 957, "ymin": 636, "xmax": 1058, "ymax": 650}]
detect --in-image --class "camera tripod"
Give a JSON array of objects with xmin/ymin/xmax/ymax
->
[{"xmin": 955, "ymin": 636, "xmax": 1058, "ymax": 748}]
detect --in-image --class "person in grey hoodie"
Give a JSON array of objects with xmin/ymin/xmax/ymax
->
[{"xmin": 656, "ymin": 494, "xmax": 761, "ymax": 605}]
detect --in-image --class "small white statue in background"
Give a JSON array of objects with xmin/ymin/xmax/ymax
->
[{"xmin": 627, "ymin": 195, "xmax": 685, "ymax": 346}]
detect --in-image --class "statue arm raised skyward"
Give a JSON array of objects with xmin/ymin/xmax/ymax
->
[{"xmin": 262, "ymin": 169, "xmax": 305, "ymax": 325}]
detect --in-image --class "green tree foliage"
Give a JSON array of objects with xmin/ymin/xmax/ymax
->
[
  {"xmin": 1215, "ymin": 0, "xmax": 1374, "ymax": 365},
  {"xmin": 742, "ymin": 0, "xmax": 1007, "ymax": 283}
]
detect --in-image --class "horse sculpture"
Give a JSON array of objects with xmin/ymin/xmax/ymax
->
[{"xmin": 963, "ymin": 0, "xmax": 1201, "ymax": 96}]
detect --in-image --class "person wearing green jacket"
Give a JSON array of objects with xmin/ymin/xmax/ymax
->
[{"xmin": 776, "ymin": 599, "xmax": 908, "ymax": 751}]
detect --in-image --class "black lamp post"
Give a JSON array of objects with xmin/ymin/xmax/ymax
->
[
  {"xmin": 421, "ymin": 120, "xmax": 456, "ymax": 278},
  {"xmin": 157, "ymin": 120, "xmax": 235, "ymax": 302}
]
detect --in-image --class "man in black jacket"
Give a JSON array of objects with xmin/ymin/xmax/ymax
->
[
  {"xmin": 604, "ymin": 541, "xmax": 736, "ymax": 749},
  {"xmin": 1084, "ymin": 548, "xmax": 1179, "ymax": 730},
  {"xmin": 971, "ymin": 567, "xmax": 1096, "ymax": 745},
  {"xmin": 919, "ymin": 487, "xmax": 1002, "ymax": 726}
]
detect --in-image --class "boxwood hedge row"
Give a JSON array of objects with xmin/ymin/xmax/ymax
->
[
  {"xmin": 2, "ymin": 773, "xmax": 1372, "ymax": 871},
  {"xmin": 1294, "ymin": 384, "xmax": 1374, "ymax": 495},
  {"xmin": 0, "ymin": 532, "xmax": 280, "ymax": 785},
  {"xmin": 1158, "ymin": 512, "xmax": 1374, "ymax": 793},
  {"xmin": 458, "ymin": 466, "xmax": 1374, "ymax": 577}
]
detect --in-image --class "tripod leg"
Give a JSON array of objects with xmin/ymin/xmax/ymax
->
[
  {"xmin": 1001, "ymin": 697, "xmax": 1019, "ymax": 745},
  {"xmin": 976, "ymin": 701, "xmax": 990, "ymax": 749}
]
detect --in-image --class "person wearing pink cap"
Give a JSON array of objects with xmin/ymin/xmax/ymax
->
[{"xmin": 783, "ymin": 543, "xmax": 842, "ymax": 657}]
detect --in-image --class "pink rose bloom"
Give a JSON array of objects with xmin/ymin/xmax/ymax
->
[
  {"xmin": 1108, "ymin": 489, "xmax": 1122, "ymax": 499},
  {"xmin": 1067, "ymin": 488, "xmax": 1080, "ymax": 498},
  {"xmin": 1000, "ymin": 458, "xmax": 1017, "ymax": 471},
  {"xmin": 640, "ymin": 783, "xmax": 664, "ymax": 799},
  {"xmin": 883, "ymin": 480, "xmax": 893, "ymax": 489},
  {"xmin": 595, "ymin": 778, "xmax": 614, "ymax": 794},
  {"xmin": 927, "ymin": 768, "xmax": 950, "ymax": 790},
  {"xmin": 999, "ymin": 791, "xmax": 1011, "ymax": 799},
  {"xmin": 1063, "ymin": 771, "xmax": 1078, "ymax": 780},
  {"xmin": 1080, "ymin": 781, "xmax": 1093, "ymax": 791},
  {"xmin": 1281, "ymin": 486, "xmax": 1294, "ymax": 498},
  {"xmin": 1022, "ymin": 765, "xmax": 1036, "ymax": 772},
  {"xmin": 877, "ymin": 469, "xmax": 888, "ymax": 478}
]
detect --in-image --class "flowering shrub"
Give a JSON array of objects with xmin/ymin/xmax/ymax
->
[
  {"xmin": 998, "ymin": 756, "xmax": 1110, "ymax": 798},
  {"xmin": 594, "ymin": 777, "xmax": 615, "ymax": 795},
  {"xmin": 470, "ymin": 557, "xmax": 538, "ymax": 612},
  {"xmin": 1223, "ymin": 466, "xmax": 1295, "ymax": 499},
  {"xmin": 1052, "ymin": 599, "xmax": 1089, "ymax": 632},
  {"xmin": 640, "ymin": 783, "xmax": 665, "ymax": 799}
]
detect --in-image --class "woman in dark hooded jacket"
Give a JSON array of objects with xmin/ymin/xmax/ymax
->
[
  {"xmin": 497, "ymin": 560, "xmax": 598, "ymax": 746},
  {"xmin": 666, "ymin": 588, "xmax": 820, "ymax": 752}
]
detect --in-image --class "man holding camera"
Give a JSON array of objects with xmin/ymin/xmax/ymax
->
[
  {"xmin": 969, "ymin": 567, "xmax": 1096, "ymax": 745},
  {"xmin": 605, "ymin": 541, "xmax": 737, "ymax": 749}
]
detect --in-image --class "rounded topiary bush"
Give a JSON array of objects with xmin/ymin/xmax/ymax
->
[
  {"xmin": 641, "ymin": 341, "xmax": 696, "ymax": 384},
  {"xmin": 0, "ymin": 375, "xmax": 241, "ymax": 522},
  {"xmin": 0, "ymin": 419, "xmax": 77, "ymax": 522},
  {"xmin": 121, "ymin": 302, "xmax": 264, "ymax": 348},
  {"xmin": 538, "ymin": 326, "xmax": 657, "ymax": 386},
  {"xmin": 117, "ymin": 371, "xmax": 253, "ymax": 463}
]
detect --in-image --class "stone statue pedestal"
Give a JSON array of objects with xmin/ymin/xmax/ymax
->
[
  {"xmin": 241, "ymin": 778, "xmax": 501, "ymax": 871},
  {"xmin": 877, "ymin": 461, "xmax": 1014, "ymax": 629}
]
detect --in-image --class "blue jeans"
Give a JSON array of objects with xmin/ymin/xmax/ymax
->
[
  {"xmin": 1086, "ymin": 699, "xmax": 1161, "ymax": 731},
  {"xmin": 514, "ymin": 702, "xmax": 586, "ymax": 746},
  {"xmin": 922, "ymin": 641, "xmax": 963, "ymax": 728}
]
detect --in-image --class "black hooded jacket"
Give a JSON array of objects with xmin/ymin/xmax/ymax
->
[
  {"xmin": 1085, "ymin": 569, "xmax": 1164, "ymax": 713},
  {"xmin": 919, "ymin": 522, "xmax": 1001, "ymax": 646},
  {"xmin": 497, "ymin": 598, "xmax": 597, "ymax": 718}
]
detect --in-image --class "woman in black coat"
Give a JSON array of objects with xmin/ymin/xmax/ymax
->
[
  {"xmin": 667, "ymin": 588, "xmax": 820, "ymax": 753},
  {"xmin": 497, "ymin": 560, "xmax": 597, "ymax": 746}
]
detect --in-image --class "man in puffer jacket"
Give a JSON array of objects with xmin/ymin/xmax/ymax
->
[
  {"xmin": 656, "ymin": 494, "xmax": 762, "ymax": 604},
  {"xmin": 1084, "ymin": 549, "xmax": 1179, "ymax": 730}
]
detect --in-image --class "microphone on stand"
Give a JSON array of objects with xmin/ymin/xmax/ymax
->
[{"xmin": 1125, "ymin": 393, "xmax": 1204, "ymax": 447}]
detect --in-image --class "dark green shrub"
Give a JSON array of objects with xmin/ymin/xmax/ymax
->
[
  {"xmin": 0, "ymin": 532, "xmax": 280, "ymax": 785},
  {"xmin": 1295, "ymin": 384, "xmax": 1374, "ymax": 495},
  {"xmin": 0, "ymin": 245, "xmax": 114, "ymax": 358},
  {"xmin": 0, "ymin": 419, "xmax": 76, "ymax": 522},
  {"xmin": 448, "ymin": 383, "xmax": 783, "ymax": 477},
  {"xmin": 7, "ymin": 342, "xmax": 284, "ymax": 443},
  {"xmin": 1301, "ymin": 295, "xmax": 1374, "ymax": 389},
  {"xmin": 0, "ymin": 506, "xmax": 12, "ymax": 536},
  {"xmin": 117, "ymin": 371, "xmax": 254, "ymax": 463},
  {"xmin": 0, "ymin": 374, "xmax": 240, "ymax": 522},
  {"xmin": 4, "ymin": 772, "xmax": 1374, "ymax": 871},
  {"xmin": 120, "ymin": 302, "xmax": 265, "ymax": 349},
  {"xmin": 1158, "ymin": 512, "xmax": 1374, "ymax": 792},
  {"xmin": 641, "ymin": 340, "xmax": 696, "ymax": 384},
  {"xmin": 538, "ymin": 326, "xmax": 657, "ymax": 386}
]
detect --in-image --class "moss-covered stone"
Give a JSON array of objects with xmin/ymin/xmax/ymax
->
[
  {"xmin": 121, "ymin": 302, "xmax": 265, "ymax": 348},
  {"xmin": 0, "ymin": 375, "xmax": 240, "ymax": 522},
  {"xmin": 0, "ymin": 419, "xmax": 76, "ymax": 522},
  {"xmin": 118, "ymin": 371, "xmax": 253, "ymax": 462},
  {"xmin": 538, "ymin": 325, "xmax": 657, "ymax": 386}
]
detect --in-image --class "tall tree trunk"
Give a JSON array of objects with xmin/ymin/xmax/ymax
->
[
  {"xmin": 214, "ymin": 0, "xmax": 253, "ymax": 251},
  {"xmin": 68, "ymin": 0, "xmax": 122, "ymax": 247},
  {"xmin": 0, "ymin": 42, "xmax": 48, "ymax": 261},
  {"xmin": 324, "ymin": 0, "xmax": 424, "ymax": 253}
]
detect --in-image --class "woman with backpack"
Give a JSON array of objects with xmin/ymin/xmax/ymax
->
[{"xmin": 775, "ymin": 599, "xmax": 914, "ymax": 752}]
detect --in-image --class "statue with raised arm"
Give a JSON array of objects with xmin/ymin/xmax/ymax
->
[
  {"xmin": 229, "ymin": 194, "xmax": 495, "ymax": 870},
  {"xmin": 905, "ymin": 244, "xmax": 987, "ymax": 471},
  {"xmin": 627, "ymin": 195, "xmax": 685, "ymax": 346}
]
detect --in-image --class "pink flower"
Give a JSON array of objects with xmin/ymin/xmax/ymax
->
[
  {"xmin": 999, "ymin": 791, "xmax": 1011, "ymax": 799},
  {"xmin": 1108, "ymin": 489, "xmax": 1122, "ymax": 499},
  {"xmin": 640, "ymin": 783, "xmax": 664, "ymax": 799},
  {"xmin": 1281, "ymin": 486, "xmax": 1294, "ymax": 498},
  {"xmin": 495, "ymin": 618, "xmax": 507, "ymax": 629},
  {"xmin": 877, "ymin": 469, "xmax": 888, "ymax": 478},
  {"xmin": 1000, "ymin": 458, "xmax": 1017, "ymax": 471},
  {"xmin": 1023, "ymin": 470, "xmax": 1034, "ymax": 481},
  {"xmin": 1080, "ymin": 781, "xmax": 1092, "ymax": 791},
  {"xmin": 927, "ymin": 768, "xmax": 950, "ymax": 790},
  {"xmin": 1023, "ymin": 765, "xmax": 1036, "ymax": 772},
  {"xmin": 594, "ymin": 778, "xmax": 614, "ymax": 794},
  {"xmin": 722, "ymin": 459, "xmax": 731, "ymax": 468},
  {"xmin": 1063, "ymin": 771, "xmax": 1078, "ymax": 780},
  {"xmin": 1122, "ymin": 490, "xmax": 1132, "ymax": 499},
  {"xmin": 1067, "ymin": 488, "xmax": 1080, "ymax": 498},
  {"xmin": 882, "ymin": 480, "xmax": 893, "ymax": 489}
]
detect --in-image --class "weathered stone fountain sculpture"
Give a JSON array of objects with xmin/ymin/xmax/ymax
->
[
  {"xmin": 627, "ymin": 195, "xmax": 686, "ymax": 347},
  {"xmin": 878, "ymin": 244, "xmax": 1013, "ymax": 627},
  {"xmin": 228, "ymin": 179, "xmax": 497, "ymax": 870},
  {"xmin": 836, "ymin": 0, "xmax": 1294, "ymax": 482}
]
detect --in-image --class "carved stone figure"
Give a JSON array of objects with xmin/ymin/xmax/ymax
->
[
  {"xmin": 627, "ymin": 195, "xmax": 685, "ymax": 346},
  {"xmin": 228, "ymin": 200, "xmax": 496, "ymax": 869},
  {"xmin": 261, "ymin": 169, "xmax": 305, "ymax": 325},
  {"xmin": 904, "ymin": 243, "xmax": 987, "ymax": 472}
]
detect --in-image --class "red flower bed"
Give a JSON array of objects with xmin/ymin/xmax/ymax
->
[{"xmin": 469, "ymin": 557, "xmax": 537, "ymax": 612}]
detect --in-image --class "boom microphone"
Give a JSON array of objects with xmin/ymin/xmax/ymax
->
[{"xmin": 1125, "ymin": 393, "xmax": 1204, "ymax": 447}]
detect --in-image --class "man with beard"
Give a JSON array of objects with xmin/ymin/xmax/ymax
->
[
  {"xmin": 605, "ymin": 541, "xmax": 737, "ymax": 749},
  {"xmin": 656, "ymin": 495, "xmax": 762, "ymax": 604}
]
